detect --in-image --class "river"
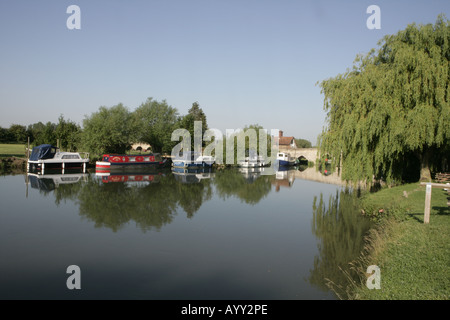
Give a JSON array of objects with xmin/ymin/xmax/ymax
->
[{"xmin": 0, "ymin": 166, "xmax": 372, "ymax": 299}]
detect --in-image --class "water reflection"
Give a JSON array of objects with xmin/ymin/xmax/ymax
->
[
  {"xmin": 20, "ymin": 166, "xmax": 371, "ymax": 299},
  {"xmin": 272, "ymin": 167, "xmax": 295, "ymax": 192},
  {"xmin": 172, "ymin": 167, "xmax": 214, "ymax": 184},
  {"xmin": 309, "ymin": 189, "xmax": 372, "ymax": 297},
  {"xmin": 214, "ymin": 168, "xmax": 274, "ymax": 204}
]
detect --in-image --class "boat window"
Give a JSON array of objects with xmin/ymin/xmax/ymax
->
[
  {"xmin": 62, "ymin": 155, "xmax": 80, "ymax": 159},
  {"xmin": 61, "ymin": 177, "xmax": 79, "ymax": 182}
]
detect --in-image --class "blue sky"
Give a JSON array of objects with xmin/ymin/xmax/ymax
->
[{"xmin": 0, "ymin": 1, "xmax": 448, "ymax": 144}]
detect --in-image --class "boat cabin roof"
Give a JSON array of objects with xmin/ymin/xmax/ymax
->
[{"xmin": 29, "ymin": 144, "xmax": 59, "ymax": 161}]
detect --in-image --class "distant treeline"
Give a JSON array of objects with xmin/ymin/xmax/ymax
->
[
  {"xmin": 0, "ymin": 98, "xmax": 208, "ymax": 155},
  {"xmin": 2, "ymin": 97, "xmax": 312, "ymax": 158}
]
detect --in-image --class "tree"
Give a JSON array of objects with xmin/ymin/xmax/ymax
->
[
  {"xmin": 82, "ymin": 104, "xmax": 134, "ymax": 155},
  {"xmin": 295, "ymin": 138, "xmax": 312, "ymax": 148},
  {"xmin": 223, "ymin": 124, "xmax": 273, "ymax": 164},
  {"xmin": 28, "ymin": 122, "xmax": 57, "ymax": 146},
  {"xmin": 133, "ymin": 98, "xmax": 179, "ymax": 154},
  {"xmin": 176, "ymin": 101, "xmax": 209, "ymax": 150},
  {"xmin": 0, "ymin": 127, "xmax": 14, "ymax": 143},
  {"xmin": 318, "ymin": 15, "xmax": 450, "ymax": 183},
  {"xmin": 8, "ymin": 124, "xmax": 27, "ymax": 143},
  {"xmin": 55, "ymin": 115, "xmax": 81, "ymax": 151}
]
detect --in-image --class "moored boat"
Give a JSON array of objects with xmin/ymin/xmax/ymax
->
[
  {"xmin": 96, "ymin": 153, "xmax": 169, "ymax": 170},
  {"xmin": 27, "ymin": 144, "xmax": 89, "ymax": 173},
  {"xmin": 238, "ymin": 155, "xmax": 267, "ymax": 168},
  {"xmin": 172, "ymin": 151, "xmax": 215, "ymax": 168},
  {"xmin": 276, "ymin": 152, "xmax": 296, "ymax": 166}
]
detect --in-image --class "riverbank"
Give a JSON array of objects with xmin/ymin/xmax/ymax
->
[
  {"xmin": 0, "ymin": 156, "xmax": 26, "ymax": 172},
  {"xmin": 349, "ymin": 182, "xmax": 449, "ymax": 299}
]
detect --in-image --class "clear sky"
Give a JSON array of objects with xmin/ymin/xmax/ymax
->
[{"xmin": 0, "ymin": 0, "xmax": 448, "ymax": 144}]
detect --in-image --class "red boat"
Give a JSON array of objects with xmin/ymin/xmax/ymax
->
[{"xmin": 96, "ymin": 153, "xmax": 169, "ymax": 170}]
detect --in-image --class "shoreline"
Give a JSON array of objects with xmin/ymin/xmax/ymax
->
[{"xmin": 346, "ymin": 182, "xmax": 450, "ymax": 300}]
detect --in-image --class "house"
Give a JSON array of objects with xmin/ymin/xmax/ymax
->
[{"xmin": 278, "ymin": 131, "xmax": 297, "ymax": 148}]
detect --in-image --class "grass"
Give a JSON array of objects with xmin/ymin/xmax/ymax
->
[
  {"xmin": 0, "ymin": 143, "xmax": 26, "ymax": 158},
  {"xmin": 351, "ymin": 182, "xmax": 450, "ymax": 300}
]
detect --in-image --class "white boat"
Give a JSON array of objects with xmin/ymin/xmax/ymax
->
[
  {"xmin": 276, "ymin": 152, "xmax": 296, "ymax": 166},
  {"xmin": 238, "ymin": 155, "xmax": 267, "ymax": 168},
  {"xmin": 27, "ymin": 144, "xmax": 89, "ymax": 173},
  {"xmin": 172, "ymin": 151, "xmax": 215, "ymax": 168}
]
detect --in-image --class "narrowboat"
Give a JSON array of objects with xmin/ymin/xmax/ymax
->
[
  {"xmin": 27, "ymin": 144, "xmax": 89, "ymax": 173},
  {"xmin": 96, "ymin": 153, "xmax": 169, "ymax": 170}
]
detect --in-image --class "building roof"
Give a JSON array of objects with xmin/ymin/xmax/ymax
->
[{"xmin": 279, "ymin": 136, "xmax": 295, "ymax": 146}]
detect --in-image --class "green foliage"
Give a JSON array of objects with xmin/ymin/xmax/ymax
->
[
  {"xmin": 295, "ymin": 138, "xmax": 312, "ymax": 148},
  {"xmin": 8, "ymin": 124, "xmax": 27, "ymax": 143},
  {"xmin": 221, "ymin": 124, "xmax": 273, "ymax": 164},
  {"xmin": 309, "ymin": 189, "xmax": 373, "ymax": 297},
  {"xmin": 0, "ymin": 127, "xmax": 14, "ymax": 143},
  {"xmin": 33, "ymin": 122, "xmax": 57, "ymax": 146},
  {"xmin": 133, "ymin": 98, "xmax": 179, "ymax": 154},
  {"xmin": 55, "ymin": 115, "xmax": 81, "ymax": 151},
  {"xmin": 176, "ymin": 101, "xmax": 209, "ymax": 150},
  {"xmin": 319, "ymin": 15, "xmax": 450, "ymax": 184},
  {"xmin": 82, "ymin": 103, "xmax": 135, "ymax": 155},
  {"xmin": 213, "ymin": 168, "xmax": 274, "ymax": 204}
]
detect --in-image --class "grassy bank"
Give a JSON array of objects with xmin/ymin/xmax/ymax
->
[
  {"xmin": 0, "ymin": 143, "xmax": 26, "ymax": 158},
  {"xmin": 351, "ymin": 182, "xmax": 449, "ymax": 300}
]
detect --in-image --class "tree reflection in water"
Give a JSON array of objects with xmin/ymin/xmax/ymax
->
[
  {"xmin": 309, "ymin": 189, "xmax": 372, "ymax": 298},
  {"xmin": 29, "ymin": 168, "xmax": 373, "ymax": 298}
]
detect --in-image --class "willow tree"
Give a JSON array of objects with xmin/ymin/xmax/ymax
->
[{"xmin": 319, "ymin": 15, "xmax": 449, "ymax": 183}]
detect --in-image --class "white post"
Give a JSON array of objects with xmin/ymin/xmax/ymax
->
[
  {"xmin": 424, "ymin": 183, "xmax": 432, "ymax": 224},
  {"xmin": 42, "ymin": 163, "xmax": 45, "ymax": 175}
]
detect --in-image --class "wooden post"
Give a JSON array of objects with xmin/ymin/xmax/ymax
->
[
  {"xmin": 27, "ymin": 137, "xmax": 30, "ymax": 159},
  {"xmin": 424, "ymin": 183, "xmax": 432, "ymax": 224}
]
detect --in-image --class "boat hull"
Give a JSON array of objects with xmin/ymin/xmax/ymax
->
[
  {"xmin": 172, "ymin": 161, "xmax": 213, "ymax": 168},
  {"xmin": 277, "ymin": 159, "xmax": 296, "ymax": 166},
  {"xmin": 96, "ymin": 154, "xmax": 169, "ymax": 171}
]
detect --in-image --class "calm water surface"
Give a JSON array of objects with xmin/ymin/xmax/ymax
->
[{"xmin": 0, "ymin": 167, "xmax": 371, "ymax": 299}]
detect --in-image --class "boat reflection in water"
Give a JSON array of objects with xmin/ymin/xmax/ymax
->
[
  {"xmin": 95, "ymin": 169, "xmax": 164, "ymax": 185},
  {"xmin": 238, "ymin": 166, "xmax": 270, "ymax": 183},
  {"xmin": 172, "ymin": 166, "xmax": 214, "ymax": 184},
  {"xmin": 27, "ymin": 172, "xmax": 89, "ymax": 192}
]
